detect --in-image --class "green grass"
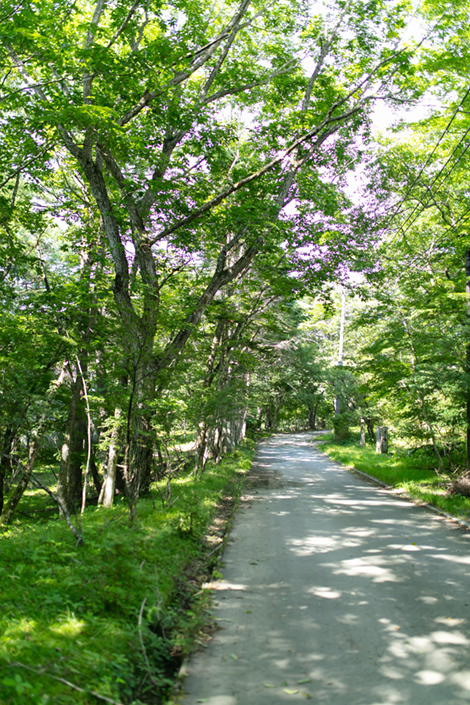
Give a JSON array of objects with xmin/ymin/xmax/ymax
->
[
  {"xmin": 0, "ymin": 447, "xmax": 253, "ymax": 705},
  {"xmin": 317, "ymin": 432, "xmax": 470, "ymax": 521}
]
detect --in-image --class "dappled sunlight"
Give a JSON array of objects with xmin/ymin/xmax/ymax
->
[
  {"xmin": 49, "ymin": 614, "xmax": 85, "ymax": 637},
  {"xmin": 3, "ymin": 617, "xmax": 37, "ymax": 642},
  {"xmin": 183, "ymin": 434, "xmax": 470, "ymax": 704},
  {"xmin": 451, "ymin": 672, "xmax": 470, "ymax": 690},
  {"xmin": 432, "ymin": 553, "xmax": 470, "ymax": 566},
  {"xmin": 418, "ymin": 595, "xmax": 439, "ymax": 604},
  {"xmin": 289, "ymin": 536, "xmax": 340, "ymax": 556},
  {"xmin": 333, "ymin": 557, "xmax": 401, "ymax": 582},
  {"xmin": 207, "ymin": 581, "xmax": 248, "ymax": 592},
  {"xmin": 308, "ymin": 586, "xmax": 342, "ymax": 599}
]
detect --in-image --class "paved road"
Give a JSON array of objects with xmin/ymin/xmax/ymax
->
[{"xmin": 177, "ymin": 433, "xmax": 470, "ymax": 705}]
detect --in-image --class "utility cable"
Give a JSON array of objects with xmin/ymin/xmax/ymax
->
[
  {"xmin": 384, "ymin": 86, "xmax": 470, "ymax": 229},
  {"xmin": 393, "ymin": 124, "xmax": 470, "ymax": 241}
]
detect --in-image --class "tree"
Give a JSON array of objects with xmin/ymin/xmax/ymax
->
[{"xmin": 1, "ymin": 0, "xmax": 423, "ymax": 512}]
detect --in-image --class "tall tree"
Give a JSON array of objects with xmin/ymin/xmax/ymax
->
[{"xmin": 1, "ymin": 0, "xmax": 422, "ymax": 508}]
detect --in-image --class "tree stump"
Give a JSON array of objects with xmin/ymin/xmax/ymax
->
[
  {"xmin": 360, "ymin": 423, "xmax": 366, "ymax": 447},
  {"xmin": 376, "ymin": 426, "xmax": 388, "ymax": 454}
]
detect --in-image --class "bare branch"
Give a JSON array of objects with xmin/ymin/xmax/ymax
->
[
  {"xmin": 201, "ymin": 57, "xmax": 297, "ymax": 107},
  {"xmin": 83, "ymin": 0, "xmax": 106, "ymax": 102},
  {"xmin": 84, "ymin": 0, "xmax": 106, "ymax": 48},
  {"xmin": 156, "ymin": 234, "xmax": 263, "ymax": 377},
  {"xmin": 0, "ymin": 140, "xmax": 56, "ymax": 189},
  {"xmin": 11, "ymin": 663, "xmax": 123, "ymax": 705},
  {"xmin": 118, "ymin": 0, "xmax": 253, "ymax": 126},
  {"xmin": 106, "ymin": 0, "xmax": 142, "ymax": 50}
]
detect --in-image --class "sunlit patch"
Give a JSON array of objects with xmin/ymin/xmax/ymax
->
[
  {"xmin": 204, "ymin": 581, "xmax": 248, "ymax": 591},
  {"xmin": 407, "ymin": 636, "xmax": 432, "ymax": 650},
  {"xmin": 417, "ymin": 595, "xmax": 438, "ymax": 604},
  {"xmin": 288, "ymin": 536, "xmax": 339, "ymax": 556},
  {"xmin": 380, "ymin": 620, "xmax": 402, "ymax": 633},
  {"xmin": 333, "ymin": 557, "xmax": 399, "ymax": 583},
  {"xmin": 435, "ymin": 617, "xmax": 465, "ymax": 626},
  {"xmin": 308, "ymin": 586, "xmax": 341, "ymax": 599},
  {"xmin": 388, "ymin": 641, "xmax": 410, "ymax": 659},
  {"xmin": 431, "ymin": 630, "xmax": 469, "ymax": 645},
  {"xmin": 4, "ymin": 617, "xmax": 36, "ymax": 638},
  {"xmin": 50, "ymin": 614, "xmax": 84, "ymax": 637},
  {"xmin": 336, "ymin": 613, "xmax": 359, "ymax": 625},
  {"xmin": 432, "ymin": 553, "xmax": 470, "ymax": 566},
  {"xmin": 342, "ymin": 528, "xmax": 376, "ymax": 537},
  {"xmin": 380, "ymin": 666, "xmax": 404, "ymax": 680},
  {"xmin": 325, "ymin": 497, "xmax": 411, "ymax": 508},
  {"xmin": 451, "ymin": 671, "xmax": 470, "ymax": 690},
  {"xmin": 415, "ymin": 670, "xmax": 445, "ymax": 685}
]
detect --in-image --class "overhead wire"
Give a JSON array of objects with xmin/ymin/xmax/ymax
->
[
  {"xmin": 392, "ymin": 123, "xmax": 470, "ymax": 241},
  {"xmin": 380, "ymin": 203, "xmax": 470, "ymax": 284},
  {"xmin": 383, "ymin": 86, "xmax": 470, "ymax": 233}
]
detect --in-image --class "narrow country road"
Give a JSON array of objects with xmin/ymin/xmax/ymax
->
[{"xmin": 177, "ymin": 433, "xmax": 470, "ymax": 705}]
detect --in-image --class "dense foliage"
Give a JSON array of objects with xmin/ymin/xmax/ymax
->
[{"xmin": 3, "ymin": 0, "xmax": 470, "ymax": 700}]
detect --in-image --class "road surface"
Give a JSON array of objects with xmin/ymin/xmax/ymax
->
[{"xmin": 177, "ymin": 433, "xmax": 470, "ymax": 705}]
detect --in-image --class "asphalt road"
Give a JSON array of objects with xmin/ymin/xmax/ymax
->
[{"xmin": 177, "ymin": 433, "xmax": 470, "ymax": 705}]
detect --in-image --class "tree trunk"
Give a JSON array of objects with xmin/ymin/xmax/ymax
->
[
  {"xmin": 360, "ymin": 422, "xmax": 366, "ymax": 446},
  {"xmin": 101, "ymin": 407, "xmax": 121, "ymax": 507},
  {"xmin": 308, "ymin": 401, "xmax": 319, "ymax": 430},
  {"xmin": 89, "ymin": 453, "xmax": 102, "ymax": 496},
  {"xmin": 119, "ymin": 351, "xmax": 158, "ymax": 507},
  {"xmin": 376, "ymin": 426, "xmax": 388, "ymax": 454},
  {"xmin": 0, "ymin": 424, "xmax": 17, "ymax": 515},
  {"xmin": 0, "ymin": 441, "xmax": 40, "ymax": 526},
  {"xmin": 365, "ymin": 419, "xmax": 375, "ymax": 442},
  {"xmin": 466, "ymin": 249, "xmax": 470, "ymax": 473},
  {"xmin": 58, "ymin": 377, "xmax": 85, "ymax": 515}
]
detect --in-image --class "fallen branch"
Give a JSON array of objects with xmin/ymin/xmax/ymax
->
[
  {"xmin": 137, "ymin": 598, "xmax": 161, "ymax": 689},
  {"xmin": 10, "ymin": 662, "xmax": 124, "ymax": 705}
]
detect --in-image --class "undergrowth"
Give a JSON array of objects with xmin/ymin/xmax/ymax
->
[
  {"xmin": 0, "ymin": 446, "xmax": 253, "ymax": 705},
  {"xmin": 317, "ymin": 432, "xmax": 470, "ymax": 520}
]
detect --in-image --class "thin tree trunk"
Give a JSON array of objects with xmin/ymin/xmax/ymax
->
[
  {"xmin": 308, "ymin": 400, "xmax": 319, "ymax": 430},
  {"xmin": 0, "ymin": 424, "xmax": 17, "ymax": 515},
  {"xmin": 0, "ymin": 441, "xmax": 40, "ymax": 526},
  {"xmin": 101, "ymin": 408, "xmax": 121, "ymax": 507},
  {"xmin": 58, "ymin": 376, "xmax": 85, "ymax": 515},
  {"xmin": 466, "ymin": 249, "xmax": 470, "ymax": 473},
  {"xmin": 89, "ymin": 454, "xmax": 102, "ymax": 495},
  {"xmin": 360, "ymin": 422, "xmax": 366, "ymax": 446}
]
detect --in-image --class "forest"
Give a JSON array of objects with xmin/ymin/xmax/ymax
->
[{"xmin": 1, "ymin": 0, "xmax": 470, "ymax": 702}]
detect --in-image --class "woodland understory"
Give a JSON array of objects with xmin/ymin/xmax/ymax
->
[{"xmin": 2, "ymin": 0, "xmax": 470, "ymax": 701}]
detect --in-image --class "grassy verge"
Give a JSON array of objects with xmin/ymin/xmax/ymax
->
[
  {"xmin": 316, "ymin": 432, "xmax": 470, "ymax": 521},
  {"xmin": 0, "ymin": 445, "xmax": 253, "ymax": 705}
]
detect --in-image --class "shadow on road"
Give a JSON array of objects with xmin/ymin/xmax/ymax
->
[{"xmin": 180, "ymin": 433, "xmax": 470, "ymax": 705}]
